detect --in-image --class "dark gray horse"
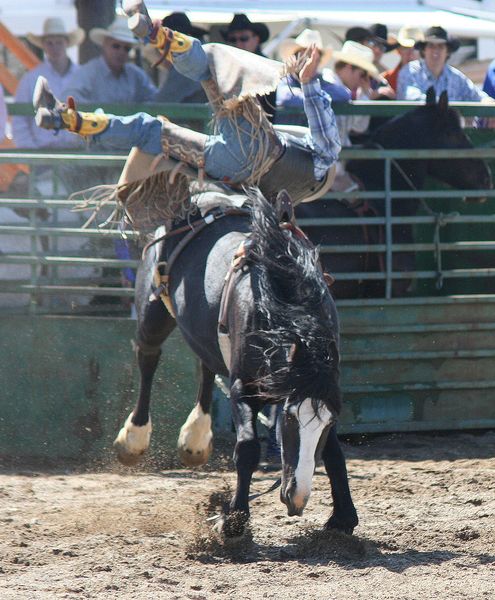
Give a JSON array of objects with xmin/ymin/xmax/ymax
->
[{"xmin": 113, "ymin": 191, "xmax": 358, "ymax": 537}]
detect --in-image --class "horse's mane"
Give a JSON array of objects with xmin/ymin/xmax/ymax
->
[{"xmin": 248, "ymin": 191, "xmax": 341, "ymax": 416}]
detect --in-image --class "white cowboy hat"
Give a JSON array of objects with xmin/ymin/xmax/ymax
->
[
  {"xmin": 90, "ymin": 16, "xmax": 137, "ymax": 46},
  {"xmin": 27, "ymin": 17, "xmax": 85, "ymax": 48},
  {"xmin": 278, "ymin": 29, "xmax": 333, "ymax": 68},
  {"xmin": 396, "ymin": 25, "xmax": 424, "ymax": 49},
  {"xmin": 332, "ymin": 40, "xmax": 385, "ymax": 83}
]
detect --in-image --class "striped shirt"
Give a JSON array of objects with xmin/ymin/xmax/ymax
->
[{"xmin": 300, "ymin": 79, "xmax": 342, "ymax": 180}]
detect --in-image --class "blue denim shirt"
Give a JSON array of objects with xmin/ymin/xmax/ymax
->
[{"xmin": 397, "ymin": 59, "xmax": 487, "ymax": 102}]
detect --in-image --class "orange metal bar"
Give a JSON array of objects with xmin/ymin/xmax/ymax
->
[
  {"xmin": 0, "ymin": 20, "xmax": 41, "ymax": 70},
  {"xmin": 0, "ymin": 64, "xmax": 20, "ymax": 95}
]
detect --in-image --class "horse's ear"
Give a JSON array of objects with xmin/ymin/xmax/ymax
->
[
  {"xmin": 425, "ymin": 87, "xmax": 436, "ymax": 106},
  {"xmin": 438, "ymin": 90, "xmax": 449, "ymax": 112}
]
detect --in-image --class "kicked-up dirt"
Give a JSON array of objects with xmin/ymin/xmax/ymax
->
[{"xmin": 0, "ymin": 430, "xmax": 494, "ymax": 599}]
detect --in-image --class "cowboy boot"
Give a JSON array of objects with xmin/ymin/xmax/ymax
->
[
  {"xmin": 33, "ymin": 76, "xmax": 109, "ymax": 136},
  {"xmin": 123, "ymin": 0, "xmax": 192, "ymax": 61}
]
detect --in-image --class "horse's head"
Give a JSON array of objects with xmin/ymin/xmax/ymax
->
[
  {"xmin": 279, "ymin": 396, "xmax": 335, "ymax": 516},
  {"xmin": 249, "ymin": 192, "xmax": 342, "ymax": 516},
  {"xmin": 374, "ymin": 88, "xmax": 492, "ymax": 200}
]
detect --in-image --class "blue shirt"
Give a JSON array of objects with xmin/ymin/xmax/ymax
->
[
  {"xmin": 276, "ymin": 73, "xmax": 351, "ymax": 126},
  {"xmin": 482, "ymin": 59, "xmax": 495, "ymax": 99},
  {"xmin": 397, "ymin": 59, "xmax": 488, "ymax": 102},
  {"xmin": 63, "ymin": 56, "xmax": 156, "ymax": 104}
]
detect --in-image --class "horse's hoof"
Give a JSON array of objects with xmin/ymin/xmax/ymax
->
[
  {"xmin": 177, "ymin": 440, "xmax": 212, "ymax": 467},
  {"xmin": 324, "ymin": 513, "xmax": 358, "ymax": 535},
  {"xmin": 212, "ymin": 511, "xmax": 248, "ymax": 539},
  {"xmin": 113, "ymin": 439, "xmax": 145, "ymax": 466}
]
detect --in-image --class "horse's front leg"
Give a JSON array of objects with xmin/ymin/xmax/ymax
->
[
  {"xmin": 221, "ymin": 378, "xmax": 261, "ymax": 538},
  {"xmin": 177, "ymin": 361, "xmax": 215, "ymax": 467},
  {"xmin": 114, "ymin": 299, "xmax": 176, "ymax": 465},
  {"xmin": 321, "ymin": 425, "xmax": 359, "ymax": 534}
]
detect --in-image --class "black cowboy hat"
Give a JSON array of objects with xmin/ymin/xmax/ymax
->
[
  {"xmin": 345, "ymin": 26, "xmax": 373, "ymax": 44},
  {"xmin": 162, "ymin": 12, "xmax": 208, "ymax": 40},
  {"xmin": 220, "ymin": 14, "xmax": 270, "ymax": 44},
  {"xmin": 415, "ymin": 26, "xmax": 460, "ymax": 53},
  {"xmin": 369, "ymin": 23, "xmax": 399, "ymax": 52}
]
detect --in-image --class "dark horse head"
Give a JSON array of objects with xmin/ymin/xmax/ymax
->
[
  {"xmin": 247, "ymin": 191, "xmax": 341, "ymax": 515},
  {"xmin": 349, "ymin": 87, "xmax": 492, "ymax": 207}
]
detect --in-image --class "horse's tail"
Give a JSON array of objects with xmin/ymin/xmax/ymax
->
[{"xmin": 248, "ymin": 191, "xmax": 341, "ymax": 416}]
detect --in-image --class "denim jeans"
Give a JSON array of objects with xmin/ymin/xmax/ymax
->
[{"xmin": 89, "ymin": 38, "xmax": 268, "ymax": 184}]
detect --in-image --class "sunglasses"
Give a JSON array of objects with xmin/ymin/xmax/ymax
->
[
  {"xmin": 227, "ymin": 34, "xmax": 253, "ymax": 43},
  {"xmin": 111, "ymin": 42, "xmax": 132, "ymax": 52}
]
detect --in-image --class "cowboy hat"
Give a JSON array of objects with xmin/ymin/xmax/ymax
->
[
  {"xmin": 278, "ymin": 29, "xmax": 333, "ymax": 68},
  {"xmin": 27, "ymin": 17, "xmax": 85, "ymax": 48},
  {"xmin": 345, "ymin": 26, "xmax": 373, "ymax": 44},
  {"xmin": 414, "ymin": 26, "xmax": 460, "ymax": 52},
  {"xmin": 396, "ymin": 25, "xmax": 424, "ymax": 49},
  {"xmin": 369, "ymin": 23, "xmax": 399, "ymax": 52},
  {"xmin": 332, "ymin": 41, "xmax": 386, "ymax": 83},
  {"xmin": 162, "ymin": 12, "xmax": 208, "ymax": 41},
  {"xmin": 90, "ymin": 16, "xmax": 137, "ymax": 46},
  {"xmin": 220, "ymin": 14, "xmax": 269, "ymax": 44}
]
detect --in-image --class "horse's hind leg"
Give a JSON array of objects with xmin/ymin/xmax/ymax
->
[
  {"xmin": 177, "ymin": 361, "xmax": 215, "ymax": 467},
  {"xmin": 114, "ymin": 299, "xmax": 176, "ymax": 465},
  {"xmin": 322, "ymin": 425, "xmax": 359, "ymax": 534}
]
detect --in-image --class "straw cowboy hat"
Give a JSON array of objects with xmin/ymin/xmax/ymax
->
[
  {"xmin": 279, "ymin": 29, "xmax": 333, "ymax": 67},
  {"xmin": 396, "ymin": 25, "xmax": 424, "ymax": 49},
  {"xmin": 90, "ymin": 16, "xmax": 137, "ymax": 46},
  {"xmin": 220, "ymin": 14, "xmax": 270, "ymax": 44},
  {"xmin": 27, "ymin": 17, "xmax": 85, "ymax": 48},
  {"xmin": 332, "ymin": 41, "xmax": 386, "ymax": 83},
  {"xmin": 414, "ymin": 26, "xmax": 460, "ymax": 53}
]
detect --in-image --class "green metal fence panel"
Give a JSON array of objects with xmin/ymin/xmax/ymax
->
[{"xmin": 1, "ymin": 106, "xmax": 495, "ymax": 456}]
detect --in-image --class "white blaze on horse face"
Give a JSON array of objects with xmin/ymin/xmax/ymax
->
[
  {"xmin": 287, "ymin": 398, "xmax": 333, "ymax": 514},
  {"xmin": 177, "ymin": 404, "xmax": 213, "ymax": 467}
]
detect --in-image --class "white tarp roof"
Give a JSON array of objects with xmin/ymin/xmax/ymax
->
[
  {"xmin": 1, "ymin": 1, "xmax": 494, "ymax": 38},
  {"xmin": 142, "ymin": 0, "xmax": 495, "ymax": 38}
]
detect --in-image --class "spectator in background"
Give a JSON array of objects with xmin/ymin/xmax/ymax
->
[
  {"xmin": 368, "ymin": 24, "xmax": 398, "ymax": 72},
  {"xmin": 63, "ymin": 16, "xmax": 156, "ymax": 104},
  {"xmin": 345, "ymin": 24, "xmax": 396, "ymax": 99},
  {"xmin": 13, "ymin": 17, "xmax": 85, "ymax": 149},
  {"xmin": 382, "ymin": 26, "xmax": 423, "ymax": 92},
  {"xmin": 152, "ymin": 13, "xmax": 208, "ymax": 104},
  {"xmin": 397, "ymin": 26, "xmax": 490, "ymax": 103},
  {"xmin": 221, "ymin": 14, "xmax": 276, "ymax": 121},
  {"xmin": 276, "ymin": 29, "xmax": 336, "ymax": 126},
  {"xmin": 63, "ymin": 17, "xmax": 156, "ymax": 313},
  {"xmin": 482, "ymin": 51, "xmax": 495, "ymax": 100}
]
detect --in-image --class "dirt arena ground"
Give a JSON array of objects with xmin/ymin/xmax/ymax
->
[{"xmin": 0, "ymin": 431, "xmax": 494, "ymax": 600}]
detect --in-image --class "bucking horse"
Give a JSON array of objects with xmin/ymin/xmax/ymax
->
[{"xmin": 112, "ymin": 187, "xmax": 358, "ymax": 538}]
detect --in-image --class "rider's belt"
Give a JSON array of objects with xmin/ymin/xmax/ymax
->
[{"xmin": 258, "ymin": 134, "xmax": 328, "ymax": 205}]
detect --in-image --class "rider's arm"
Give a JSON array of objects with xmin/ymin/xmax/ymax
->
[{"xmin": 301, "ymin": 78, "xmax": 342, "ymax": 180}]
